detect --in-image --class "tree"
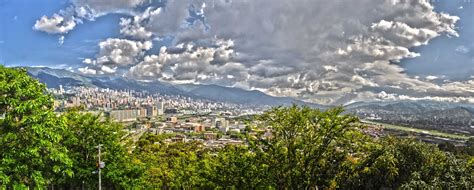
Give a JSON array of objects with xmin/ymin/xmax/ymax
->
[
  {"xmin": 0, "ymin": 66, "xmax": 72, "ymax": 187},
  {"xmin": 252, "ymin": 105, "xmax": 365, "ymax": 189},
  {"xmin": 202, "ymin": 145, "xmax": 271, "ymax": 189},
  {"xmin": 344, "ymin": 137, "xmax": 474, "ymax": 189},
  {"xmin": 133, "ymin": 136, "xmax": 209, "ymax": 189},
  {"xmin": 59, "ymin": 110, "xmax": 138, "ymax": 189}
]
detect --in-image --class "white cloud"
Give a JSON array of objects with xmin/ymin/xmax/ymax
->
[
  {"xmin": 119, "ymin": 18, "xmax": 152, "ymax": 40},
  {"xmin": 126, "ymin": 39, "xmax": 242, "ymax": 84},
  {"xmin": 323, "ymin": 65, "xmax": 338, "ymax": 72},
  {"xmin": 33, "ymin": 14, "xmax": 76, "ymax": 34},
  {"xmin": 425, "ymin": 75, "xmax": 439, "ymax": 81},
  {"xmin": 34, "ymin": 0, "xmax": 147, "ymax": 37},
  {"xmin": 455, "ymin": 45, "xmax": 470, "ymax": 54},
  {"xmin": 375, "ymin": 91, "xmax": 474, "ymax": 104},
  {"xmin": 90, "ymin": 38, "xmax": 152, "ymax": 66},
  {"xmin": 371, "ymin": 20, "xmax": 439, "ymax": 47},
  {"xmin": 78, "ymin": 66, "xmax": 98, "ymax": 75},
  {"xmin": 71, "ymin": 0, "xmax": 146, "ymax": 16},
  {"xmin": 100, "ymin": 65, "xmax": 117, "ymax": 73},
  {"xmin": 78, "ymin": 60, "xmax": 117, "ymax": 74},
  {"xmin": 82, "ymin": 58, "xmax": 94, "ymax": 64},
  {"xmin": 79, "ymin": 39, "xmax": 152, "ymax": 75},
  {"xmin": 118, "ymin": 7, "xmax": 160, "ymax": 40},
  {"xmin": 58, "ymin": 36, "xmax": 65, "ymax": 45}
]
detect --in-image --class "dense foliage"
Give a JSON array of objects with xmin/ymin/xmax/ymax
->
[
  {"xmin": 0, "ymin": 66, "xmax": 72, "ymax": 188},
  {"xmin": 57, "ymin": 109, "xmax": 139, "ymax": 189},
  {"xmin": 1, "ymin": 66, "xmax": 473, "ymax": 189}
]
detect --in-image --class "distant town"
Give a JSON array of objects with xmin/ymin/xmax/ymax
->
[{"xmin": 49, "ymin": 85, "xmax": 271, "ymax": 148}]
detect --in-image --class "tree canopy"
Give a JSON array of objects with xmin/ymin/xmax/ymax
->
[{"xmin": 0, "ymin": 66, "xmax": 72, "ymax": 187}]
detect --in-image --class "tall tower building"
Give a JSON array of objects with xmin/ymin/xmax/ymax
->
[{"xmin": 157, "ymin": 101, "xmax": 165, "ymax": 115}]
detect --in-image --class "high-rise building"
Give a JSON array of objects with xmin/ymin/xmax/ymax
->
[
  {"xmin": 156, "ymin": 101, "xmax": 165, "ymax": 115},
  {"xmin": 59, "ymin": 85, "xmax": 64, "ymax": 94},
  {"xmin": 109, "ymin": 109, "xmax": 139, "ymax": 122},
  {"xmin": 215, "ymin": 118, "xmax": 229, "ymax": 133},
  {"xmin": 146, "ymin": 105, "xmax": 157, "ymax": 117},
  {"xmin": 139, "ymin": 107, "xmax": 147, "ymax": 118}
]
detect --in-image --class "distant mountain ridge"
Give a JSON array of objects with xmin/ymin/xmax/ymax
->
[
  {"xmin": 345, "ymin": 100, "xmax": 474, "ymax": 113},
  {"xmin": 25, "ymin": 67, "xmax": 325, "ymax": 108},
  {"xmin": 176, "ymin": 84, "xmax": 319, "ymax": 107},
  {"xmin": 345, "ymin": 100, "xmax": 474, "ymax": 135}
]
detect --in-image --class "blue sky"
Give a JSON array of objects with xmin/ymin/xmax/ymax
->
[
  {"xmin": 0, "ymin": 0, "xmax": 473, "ymax": 104},
  {"xmin": 0, "ymin": 0, "xmax": 121, "ymax": 68},
  {"xmin": 401, "ymin": 0, "xmax": 474, "ymax": 79}
]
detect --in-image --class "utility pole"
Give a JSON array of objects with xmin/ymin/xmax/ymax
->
[{"xmin": 98, "ymin": 144, "xmax": 102, "ymax": 190}]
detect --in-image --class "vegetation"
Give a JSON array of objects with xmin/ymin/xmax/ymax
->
[
  {"xmin": 57, "ymin": 109, "xmax": 139, "ymax": 189},
  {"xmin": 1, "ymin": 66, "xmax": 473, "ymax": 189},
  {"xmin": 0, "ymin": 66, "xmax": 72, "ymax": 188},
  {"xmin": 363, "ymin": 120, "xmax": 470, "ymax": 140}
]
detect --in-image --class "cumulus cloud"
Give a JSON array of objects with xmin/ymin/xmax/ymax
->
[
  {"xmin": 38, "ymin": 0, "xmax": 473, "ymax": 105},
  {"xmin": 34, "ymin": 0, "xmax": 147, "ymax": 37},
  {"xmin": 78, "ymin": 66, "xmax": 98, "ymax": 75},
  {"xmin": 79, "ymin": 38, "xmax": 151, "ymax": 75},
  {"xmin": 79, "ymin": 60, "xmax": 118, "ymax": 74},
  {"xmin": 118, "ymin": 7, "xmax": 160, "ymax": 40},
  {"xmin": 126, "ymin": 39, "xmax": 242, "ymax": 85},
  {"xmin": 122, "ymin": 0, "xmax": 466, "ymax": 104},
  {"xmin": 33, "ymin": 14, "xmax": 76, "ymax": 34},
  {"xmin": 370, "ymin": 20, "xmax": 439, "ymax": 47},
  {"xmin": 88, "ymin": 38, "xmax": 152, "ymax": 66},
  {"xmin": 137, "ymin": 0, "xmax": 459, "ymax": 104},
  {"xmin": 100, "ymin": 65, "xmax": 117, "ymax": 74}
]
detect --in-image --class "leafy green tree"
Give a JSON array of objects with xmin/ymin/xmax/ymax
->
[
  {"xmin": 344, "ymin": 137, "xmax": 474, "ymax": 189},
  {"xmin": 252, "ymin": 105, "xmax": 364, "ymax": 189},
  {"xmin": 59, "ymin": 110, "xmax": 139, "ymax": 189},
  {"xmin": 202, "ymin": 145, "xmax": 271, "ymax": 189},
  {"xmin": 133, "ymin": 137, "xmax": 209, "ymax": 189},
  {"xmin": 0, "ymin": 66, "xmax": 72, "ymax": 187}
]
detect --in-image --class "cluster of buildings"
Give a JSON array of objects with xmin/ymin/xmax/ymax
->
[
  {"xmin": 50, "ymin": 86, "xmax": 264, "ymax": 119},
  {"xmin": 49, "ymin": 86, "xmax": 270, "ymax": 147},
  {"xmin": 131, "ymin": 115, "xmax": 253, "ymax": 148},
  {"xmin": 155, "ymin": 116, "xmax": 246, "ymax": 134},
  {"xmin": 107, "ymin": 102, "xmax": 165, "ymax": 122}
]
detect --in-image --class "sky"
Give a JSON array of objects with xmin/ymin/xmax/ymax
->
[{"xmin": 0, "ymin": 0, "xmax": 473, "ymax": 105}]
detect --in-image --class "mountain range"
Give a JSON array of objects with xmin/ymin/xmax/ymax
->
[
  {"xmin": 25, "ymin": 67, "xmax": 325, "ymax": 108},
  {"xmin": 345, "ymin": 100, "xmax": 474, "ymax": 135}
]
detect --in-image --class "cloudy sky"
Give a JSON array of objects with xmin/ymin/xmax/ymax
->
[{"xmin": 0, "ymin": 0, "xmax": 473, "ymax": 105}]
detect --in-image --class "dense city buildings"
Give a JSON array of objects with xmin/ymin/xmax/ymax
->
[
  {"xmin": 51, "ymin": 86, "xmax": 264, "ymax": 117},
  {"xmin": 48, "ymin": 86, "xmax": 260, "ymax": 147}
]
